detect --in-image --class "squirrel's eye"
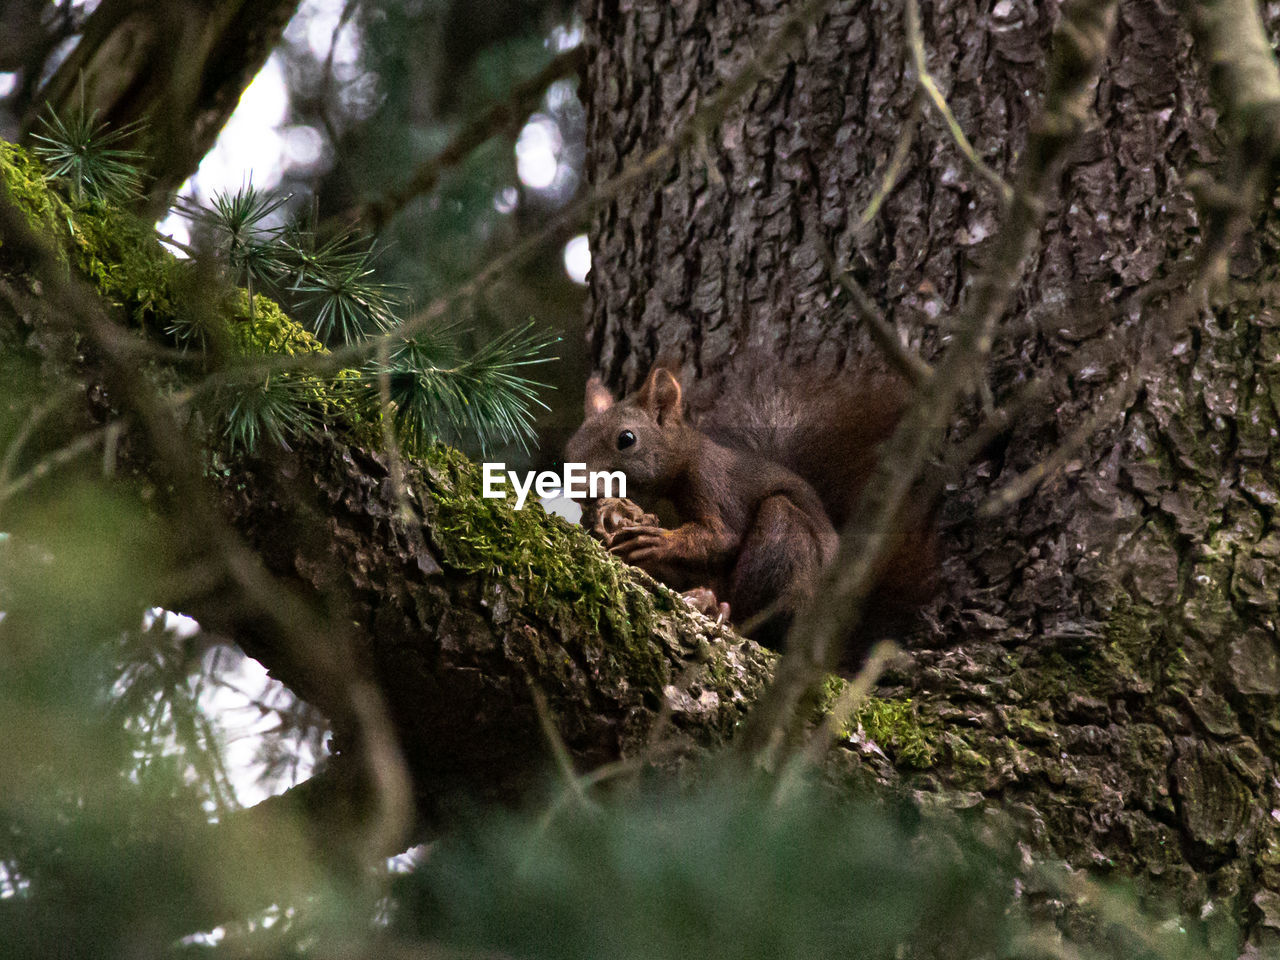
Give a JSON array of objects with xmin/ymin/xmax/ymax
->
[{"xmin": 617, "ymin": 429, "xmax": 636, "ymax": 450}]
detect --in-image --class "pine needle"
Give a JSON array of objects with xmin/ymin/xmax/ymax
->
[{"xmin": 31, "ymin": 104, "xmax": 147, "ymax": 205}]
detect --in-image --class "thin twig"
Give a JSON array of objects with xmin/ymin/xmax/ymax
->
[
  {"xmin": 317, "ymin": 0, "xmax": 360, "ymax": 141},
  {"xmin": 156, "ymin": 229, "xmax": 198, "ymax": 257},
  {"xmin": 905, "ymin": 0, "xmax": 1012, "ymax": 204},
  {"xmin": 802, "ymin": 640, "xmax": 896, "ymax": 765},
  {"xmin": 339, "ymin": 46, "xmax": 586, "ymax": 235},
  {"xmin": 0, "ymin": 423, "xmax": 110, "ymax": 510},
  {"xmin": 533, "ymin": 738, "xmax": 690, "ymax": 837},
  {"xmin": 855, "ymin": 98, "xmax": 921, "ymax": 230},
  {"xmin": 375, "ymin": 338, "xmax": 429, "ymax": 555},
  {"xmin": 0, "ymin": 273, "xmax": 207, "ymax": 368},
  {"xmin": 925, "ymin": 372, "xmax": 1052, "ymax": 510},
  {"xmin": 102, "ymin": 418, "xmax": 123, "ymax": 476},
  {"xmin": 527, "ymin": 679, "xmax": 593, "ymax": 812},
  {"xmin": 0, "ymin": 382, "xmax": 78, "ymax": 489},
  {"xmin": 813, "ymin": 230, "xmax": 933, "ymax": 387},
  {"xmin": 975, "ymin": 371, "xmax": 1139, "ymax": 518}
]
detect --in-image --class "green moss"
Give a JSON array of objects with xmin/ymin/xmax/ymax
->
[
  {"xmin": 856, "ymin": 697, "xmax": 938, "ymax": 769},
  {"xmin": 2, "ymin": 140, "xmax": 323, "ymax": 364},
  {"xmin": 0, "ymin": 141, "xmax": 69, "ymax": 247},
  {"xmin": 225, "ymin": 291, "xmax": 325, "ymax": 356},
  {"xmin": 697, "ymin": 634, "xmax": 774, "ymax": 700},
  {"xmin": 0, "ymin": 141, "xmax": 350, "ymax": 437},
  {"xmin": 1034, "ymin": 594, "xmax": 1172, "ymax": 701},
  {"xmin": 813, "ymin": 679, "xmax": 938, "ymax": 770},
  {"xmin": 68, "ymin": 195, "xmax": 179, "ymax": 328},
  {"xmin": 1000, "ymin": 706, "xmax": 1058, "ymax": 746},
  {"xmin": 944, "ymin": 731, "xmax": 993, "ymax": 771},
  {"xmin": 424, "ymin": 449, "xmax": 673, "ymax": 691},
  {"xmin": 1103, "ymin": 595, "xmax": 1158, "ymax": 671},
  {"xmin": 422, "ymin": 450, "xmax": 774, "ymax": 709}
]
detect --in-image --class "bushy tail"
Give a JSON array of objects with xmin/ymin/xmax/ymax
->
[
  {"xmin": 687, "ymin": 353, "xmax": 939, "ymax": 635},
  {"xmin": 686, "ymin": 354, "xmax": 909, "ymax": 530}
]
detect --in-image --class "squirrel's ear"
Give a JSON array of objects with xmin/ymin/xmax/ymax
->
[
  {"xmin": 584, "ymin": 376, "xmax": 615, "ymax": 416},
  {"xmin": 639, "ymin": 367, "xmax": 683, "ymax": 424}
]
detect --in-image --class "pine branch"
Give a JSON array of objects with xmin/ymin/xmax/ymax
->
[
  {"xmin": 30, "ymin": 102, "xmax": 147, "ymax": 205},
  {"xmin": 220, "ymin": 373, "xmax": 323, "ymax": 454},
  {"xmin": 22, "ymin": 114, "xmax": 562, "ymax": 458},
  {"xmin": 287, "ymin": 236, "xmax": 403, "ymax": 343},
  {"xmin": 366, "ymin": 321, "xmax": 559, "ymax": 453},
  {"xmin": 176, "ymin": 183, "xmax": 291, "ymax": 290}
]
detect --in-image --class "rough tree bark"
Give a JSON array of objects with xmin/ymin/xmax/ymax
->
[{"xmin": 582, "ymin": 0, "xmax": 1280, "ymax": 948}]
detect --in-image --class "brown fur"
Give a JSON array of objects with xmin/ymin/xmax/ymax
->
[
  {"xmin": 566, "ymin": 362, "xmax": 937, "ymax": 654},
  {"xmin": 690, "ymin": 358, "xmax": 939, "ymax": 633}
]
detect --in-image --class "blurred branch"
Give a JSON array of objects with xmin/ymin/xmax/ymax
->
[
  {"xmin": 1180, "ymin": 0, "xmax": 1280, "ymax": 282},
  {"xmin": 336, "ymin": 46, "xmax": 587, "ymax": 236},
  {"xmin": 1182, "ymin": 0, "xmax": 1280, "ymax": 155},
  {"xmin": 813, "ymin": 231, "xmax": 933, "ymax": 387},
  {"xmin": 180, "ymin": 0, "xmax": 849, "ymax": 394},
  {"xmin": 801, "ymin": 640, "xmax": 896, "ymax": 766},
  {"xmin": 807, "ymin": 101, "xmax": 933, "ymax": 388},
  {"xmin": 853, "ymin": 98, "xmax": 920, "ymax": 231},
  {"xmin": 24, "ymin": 0, "xmax": 302, "ymax": 211},
  {"xmin": 975, "ymin": 373, "xmax": 1139, "ymax": 519},
  {"xmin": 0, "ymin": 760, "xmax": 390, "ymax": 947},
  {"xmin": 0, "ymin": 423, "xmax": 112, "ymax": 512},
  {"xmin": 315, "ymin": 0, "xmax": 362, "ymax": 154},
  {"xmin": 0, "ymin": 382, "xmax": 79, "ymax": 490}
]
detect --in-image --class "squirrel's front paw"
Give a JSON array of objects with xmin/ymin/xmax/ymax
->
[{"xmin": 608, "ymin": 524, "xmax": 672, "ymax": 565}]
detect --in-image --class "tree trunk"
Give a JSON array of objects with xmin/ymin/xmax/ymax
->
[{"xmin": 581, "ymin": 0, "xmax": 1280, "ymax": 947}]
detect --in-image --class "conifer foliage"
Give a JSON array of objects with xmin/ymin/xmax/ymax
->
[
  {"xmin": 30, "ymin": 104, "xmax": 147, "ymax": 205},
  {"xmin": 30, "ymin": 103, "xmax": 557, "ymax": 456}
]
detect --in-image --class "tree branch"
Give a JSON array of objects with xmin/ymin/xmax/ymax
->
[
  {"xmin": 0, "ymin": 184, "xmax": 415, "ymax": 869},
  {"xmin": 904, "ymin": 0, "xmax": 1012, "ymax": 203}
]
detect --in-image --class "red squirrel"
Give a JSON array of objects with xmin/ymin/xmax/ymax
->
[{"xmin": 565, "ymin": 361, "xmax": 938, "ymax": 656}]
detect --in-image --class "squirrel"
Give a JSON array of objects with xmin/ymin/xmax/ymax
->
[{"xmin": 565, "ymin": 358, "xmax": 938, "ymax": 658}]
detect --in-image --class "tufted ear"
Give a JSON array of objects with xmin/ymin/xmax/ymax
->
[
  {"xmin": 584, "ymin": 376, "xmax": 615, "ymax": 416},
  {"xmin": 636, "ymin": 367, "xmax": 684, "ymax": 425}
]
